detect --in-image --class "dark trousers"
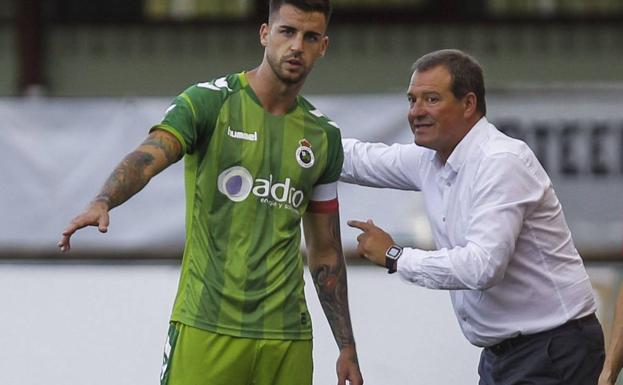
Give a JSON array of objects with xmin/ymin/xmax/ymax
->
[{"xmin": 478, "ymin": 314, "xmax": 605, "ymax": 385}]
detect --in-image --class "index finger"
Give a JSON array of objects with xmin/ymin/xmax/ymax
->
[
  {"xmin": 61, "ymin": 220, "xmax": 84, "ymax": 237},
  {"xmin": 57, "ymin": 222, "xmax": 82, "ymax": 252},
  {"xmin": 58, "ymin": 218, "xmax": 89, "ymax": 249},
  {"xmin": 57, "ymin": 233, "xmax": 71, "ymax": 252},
  {"xmin": 347, "ymin": 219, "xmax": 372, "ymax": 231}
]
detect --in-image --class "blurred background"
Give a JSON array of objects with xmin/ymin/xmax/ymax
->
[{"xmin": 1, "ymin": 0, "xmax": 622, "ymax": 384}]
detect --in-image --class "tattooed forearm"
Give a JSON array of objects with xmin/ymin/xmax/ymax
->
[
  {"xmin": 312, "ymin": 262, "xmax": 355, "ymax": 349},
  {"xmin": 310, "ymin": 212, "xmax": 356, "ymax": 350},
  {"xmin": 328, "ymin": 210, "xmax": 344, "ymax": 257},
  {"xmin": 95, "ymin": 151, "xmax": 155, "ymax": 210},
  {"xmin": 93, "ymin": 131, "xmax": 181, "ymax": 211}
]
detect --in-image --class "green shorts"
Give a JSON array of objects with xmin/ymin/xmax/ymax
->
[{"xmin": 160, "ymin": 322, "xmax": 313, "ymax": 385}]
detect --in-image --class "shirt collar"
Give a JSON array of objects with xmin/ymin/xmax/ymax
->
[{"xmin": 443, "ymin": 116, "xmax": 489, "ymax": 173}]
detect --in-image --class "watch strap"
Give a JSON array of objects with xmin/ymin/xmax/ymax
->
[{"xmin": 385, "ymin": 245, "xmax": 403, "ymax": 274}]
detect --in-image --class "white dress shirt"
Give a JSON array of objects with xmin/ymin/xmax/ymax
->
[{"xmin": 341, "ymin": 117, "xmax": 596, "ymax": 347}]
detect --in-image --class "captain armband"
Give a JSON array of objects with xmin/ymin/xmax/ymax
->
[{"xmin": 307, "ymin": 182, "xmax": 339, "ymax": 213}]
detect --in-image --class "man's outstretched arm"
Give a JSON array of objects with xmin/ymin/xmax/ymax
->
[
  {"xmin": 303, "ymin": 210, "xmax": 363, "ymax": 385},
  {"xmin": 58, "ymin": 129, "xmax": 183, "ymax": 252}
]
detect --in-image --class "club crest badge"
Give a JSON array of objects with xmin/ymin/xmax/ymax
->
[{"xmin": 295, "ymin": 139, "xmax": 315, "ymax": 168}]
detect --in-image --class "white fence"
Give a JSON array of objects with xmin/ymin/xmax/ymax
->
[{"xmin": 1, "ymin": 91, "xmax": 622, "ymax": 257}]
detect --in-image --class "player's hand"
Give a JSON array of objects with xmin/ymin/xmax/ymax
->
[
  {"xmin": 336, "ymin": 345, "xmax": 363, "ymax": 385},
  {"xmin": 347, "ymin": 219, "xmax": 394, "ymax": 267},
  {"xmin": 57, "ymin": 200, "xmax": 110, "ymax": 252}
]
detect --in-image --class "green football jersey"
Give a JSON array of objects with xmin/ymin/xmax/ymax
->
[{"xmin": 153, "ymin": 72, "xmax": 343, "ymax": 340}]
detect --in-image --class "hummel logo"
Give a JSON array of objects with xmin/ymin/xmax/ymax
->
[{"xmin": 227, "ymin": 127, "xmax": 257, "ymax": 142}]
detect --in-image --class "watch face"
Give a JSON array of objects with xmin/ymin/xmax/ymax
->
[{"xmin": 387, "ymin": 246, "xmax": 402, "ymax": 258}]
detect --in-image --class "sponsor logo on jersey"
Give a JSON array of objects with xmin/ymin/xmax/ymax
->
[
  {"xmin": 217, "ymin": 166, "xmax": 305, "ymax": 209},
  {"xmin": 217, "ymin": 166, "xmax": 254, "ymax": 202},
  {"xmin": 296, "ymin": 138, "xmax": 315, "ymax": 168},
  {"xmin": 227, "ymin": 126, "xmax": 257, "ymax": 142}
]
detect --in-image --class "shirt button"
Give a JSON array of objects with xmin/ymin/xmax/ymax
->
[
  {"xmin": 442, "ymin": 216, "xmax": 446, "ymax": 222},
  {"xmin": 446, "ymin": 182, "xmax": 451, "ymax": 187}
]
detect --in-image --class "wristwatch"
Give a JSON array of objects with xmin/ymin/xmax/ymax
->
[{"xmin": 385, "ymin": 245, "xmax": 403, "ymax": 274}]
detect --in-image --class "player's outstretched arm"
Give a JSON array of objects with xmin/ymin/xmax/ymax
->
[
  {"xmin": 58, "ymin": 129, "xmax": 183, "ymax": 252},
  {"xmin": 303, "ymin": 211, "xmax": 363, "ymax": 385}
]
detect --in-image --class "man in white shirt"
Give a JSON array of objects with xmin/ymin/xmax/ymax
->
[{"xmin": 342, "ymin": 49, "xmax": 604, "ymax": 384}]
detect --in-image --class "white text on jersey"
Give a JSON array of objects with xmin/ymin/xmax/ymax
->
[{"xmin": 228, "ymin": 127, "xmax": 258, "ymax": 142}]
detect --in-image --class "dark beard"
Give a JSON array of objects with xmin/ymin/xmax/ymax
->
[{"xmin": 267, "ymin": 54, "xmax": 307, "ymax": 85}]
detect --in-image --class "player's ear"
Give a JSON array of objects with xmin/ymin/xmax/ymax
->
[
  {"xmin": 260, "ymin": 23, "xmax": 269, "ymax": 47},
  {"xmin": 319, "ymin": 36, "xmax": 329, "ymax": 57}
]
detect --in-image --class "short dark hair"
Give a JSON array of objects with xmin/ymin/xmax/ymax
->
[
  {"xmin": 269, "ymin": 0, "xmax": 332, "ymax": 23},
  {"xmin": 412, "ymin": 49, "xmax": 486, "ymax": 116}
]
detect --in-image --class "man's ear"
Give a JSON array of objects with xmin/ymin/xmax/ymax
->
[
  {"xmin": 464, "ymin": 92, "xmax": 477, "ymax": 118},
  {"xmin": 259, "ymin": 23, "xmax": 269, "ymax": 47}
]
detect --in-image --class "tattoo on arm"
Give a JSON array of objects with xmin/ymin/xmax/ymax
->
[
  {"xmin": 310, "ymin": 212, "xmax": 357, "ymax": 352},
  {"xmin": 94, "ymin": 131, "xmax": 182, "ymax": 210},
  {"xmin": 141, "ymin": 132, "xmax": 183, "ymax": 164},
  {"xmin": 95, "ymin": 151, "xmax": 155, "ymax": 210}
]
